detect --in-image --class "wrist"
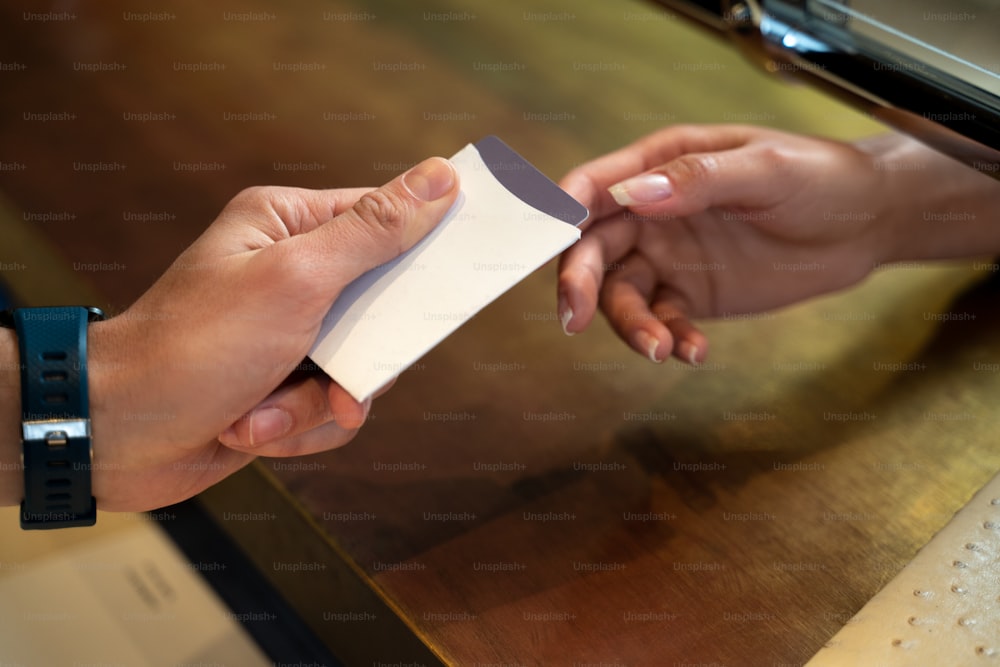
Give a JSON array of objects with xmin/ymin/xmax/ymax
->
[
  {"xmin": 86, "ymin": 315, "xmax": 141, "ymax": 508},
  {"xmin": 861, "ymin": 134, "xmax": 1000, "ymax": 264},
  {"xmin": 2, "ymin": 307, "xmax": 104, "ymax": 526},
  {"xmin": 0, "ymin": 313, "xmax": 130, "ymax": 510}
]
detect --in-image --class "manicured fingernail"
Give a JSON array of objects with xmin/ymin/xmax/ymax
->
[
  {"xmin": 558, "ymin": 293, "xmax": 574, "ymax": 336},
  {"xmin": 402, "ymin": 157, "xmax": 456, "ymax": 201},
  {"xmin": 634, "ymin": 330, "xmax": 663, "ymax": 363},
  {"xmin": 678, "ymin": 342, "xmax": 700, "ymax": 365},
  {"xmin": 608, "ymin": 173, "xmax": 672, "ymax": 206},
  {"xmin": 248, "ymin": 407, "xmax": 293, "ymax": 446}
]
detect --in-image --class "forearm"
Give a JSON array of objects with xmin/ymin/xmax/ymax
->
[
  {"xmin": 860, "ymin": 134, "xmax": 1000, "ymax": 263},
  {"xmin": 1, "ymin": 328, "xmax": 22, "ymax": 506}
]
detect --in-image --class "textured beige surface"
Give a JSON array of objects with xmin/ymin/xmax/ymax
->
[{"xmin": 808, "ymin": 472, "xmax": 1000, "ymax": 666}]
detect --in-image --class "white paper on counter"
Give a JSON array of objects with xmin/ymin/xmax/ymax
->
[{"xmin": 0, "ymin": 519, "xmax": 272, "ymax": 666}]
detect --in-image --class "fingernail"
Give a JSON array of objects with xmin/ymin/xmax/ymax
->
[
  {"xmin": 634, "ymin": 330, "xmax": 663, "ymax": 363},
  {"xmin": 402, "ymin": 157, "xmax": 456, "ymax": 201},
  {"xmin": 678, "ymin": 342, "xmax": 700, "ymax": 365},
  {"xmin": 608, "ymin": 173, "xmax": 672, "ymax": 206},
  {"xmin": 248, "ymin": 407, "xmax": 293, "ymax": 446},
  {"xmin": 558, "ymin": 293, "xmax": 574, "ymax": 336}
]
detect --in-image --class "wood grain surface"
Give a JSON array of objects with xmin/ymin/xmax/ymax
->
[{"xmin": 3, "ymin": 1, "xmax": 999, "ymax": 665}]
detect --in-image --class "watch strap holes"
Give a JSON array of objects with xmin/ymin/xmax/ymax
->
[{"xmin": 42, "ymin": 392, "xmax": 68, "ymax": 404}]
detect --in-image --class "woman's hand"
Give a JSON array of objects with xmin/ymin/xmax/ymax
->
[{"xmin": 557, "ymin": 124, "xmax": 905, "ymax": 364}]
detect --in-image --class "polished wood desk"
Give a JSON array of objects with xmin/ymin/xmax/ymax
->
[{"xmin": 3, "ymin": 1, "xmax": 999, "ymax": 664}]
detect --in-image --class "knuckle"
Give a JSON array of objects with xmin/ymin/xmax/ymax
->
[
  {"xmin": 754, "ymin": 144, "xmax": 790, "ymax": 171},
  {"xmin": 352, "ymin": 188, "xmax": 411, "ymax": 241},
  {"xmin": 666, "ymin": 153, "xmax": 720, "ymax": 189},
  {"xmin": 227, "ymin": 185, "xmax": 275, "ymax": 210}
]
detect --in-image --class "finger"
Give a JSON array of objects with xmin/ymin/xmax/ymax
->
[
  {"xmin": 561, "ymin": 124, "xmax": 755, "ymax": 223},
  {"xmin": 557, "ymin": 214, "xmax": 641, "ymax": 335},
  {"xmin": 218, "ymin": 374, "xmax": 370, "ymax": 449},
  {"xmin": 328, "ymin": 383, "xmax": 371, "ymax": 431},
  {"xmin": 273, "ymin": 186, "xmax": 374, "ymax": 234},
  {"xmin": 324, "ymin": 375, "xmax": 393, "ymax": 428},
  {"xmin": 598, "ymin": 253, "xmax": 674, "ymax": 363},
  {"xmin": 210, "ymin": 186, "xmax": 376, "ymax": 245},
  {"xmin": 650, "ymin": 290, "xmax": 709, "ymax": 365},
  {"xmin": 608, "ymin": 140, "xmax": 801, "ymax": 218},
  {"xmin": 230, "ymin": 418, "xmax": 362, "ymax": 459},
  {"xmin": 278, "ymin": 156, "xmax": 460, "ymax": 298}
]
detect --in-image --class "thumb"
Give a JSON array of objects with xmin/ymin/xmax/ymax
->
[{"xmin": 288, "ymin": 156, "xmax": 460, "ymax": 293}]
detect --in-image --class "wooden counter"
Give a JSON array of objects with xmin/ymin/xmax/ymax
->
[
  {"xmin": 3, "ymin": 1, "xmax": 999, "ymax": 664},
  {"xmin": 202, "ymin": 259, "xmax": 1000, "ymax": 665}
]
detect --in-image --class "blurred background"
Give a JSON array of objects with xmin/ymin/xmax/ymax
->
[{"xmin": 0, "ymin": 0, "xmax": 884, "ymax": 310}]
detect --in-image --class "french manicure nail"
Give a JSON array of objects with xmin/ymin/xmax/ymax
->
[
  {"xmin": 679, "ymin": 342, "xmax": 700, "ymax": 365},
  {"xmin": 634, "ymin": 330, "xmax": 663, "ymax": 363},
  {"xmin": 608, "ymin": 173, "xmax": 672, "ymax": 206},
  {"xmin": 402, "ymin": 157, "xmax": 456, "ymax": 201},
  {"xmin": 558, "ymin": 294, "xmax": 574, "ymax": 336}
]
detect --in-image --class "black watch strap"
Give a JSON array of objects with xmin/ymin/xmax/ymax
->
[{"xmin": 13, "ymin": 306, "xmax": 102, "ymax": 529}]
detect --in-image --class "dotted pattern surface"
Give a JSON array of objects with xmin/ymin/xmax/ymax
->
[{"xmin": 808, "ymin": 474, "xmax": 1000, "ymax": 666}]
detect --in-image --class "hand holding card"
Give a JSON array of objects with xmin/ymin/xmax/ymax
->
[{"xmin": 308, "ymin": 136, "xmax": 588, "ymax": 401}]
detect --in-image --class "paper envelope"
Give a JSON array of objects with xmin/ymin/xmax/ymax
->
[{"xmin": 309, "ymin": 135, "xmax": 588, "ymax": 401}]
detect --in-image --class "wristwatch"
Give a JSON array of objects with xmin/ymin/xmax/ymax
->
[{"xmin": 1, "ymin": 306, "xmax": 104, "ymax": 529}]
